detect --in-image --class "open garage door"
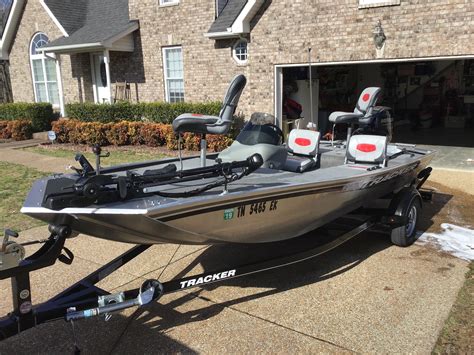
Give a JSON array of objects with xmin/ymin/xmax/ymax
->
[{"xmin": 276, "ymin": 58, "xmax": 474, "ymax": 149}]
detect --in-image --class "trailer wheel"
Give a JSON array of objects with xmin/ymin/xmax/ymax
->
[{"xmin": 390, "ymin": 197, "xmax": 421, "ymax": 247}]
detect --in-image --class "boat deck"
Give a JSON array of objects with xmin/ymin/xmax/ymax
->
[{"xmin": 22, "ymin": 143, "xmax": 433, "ymax": 216}]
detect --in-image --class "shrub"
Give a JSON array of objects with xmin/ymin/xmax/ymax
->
[
  {"xmin": 65, "ymin": 102, "xmax": 143, "ymax": 123},
  {"xmin": 128, "ymin": 122, "xmax": 145, "ymax": 145},
  {"xmin": 0, "ymin": 103, "xmax": 54, "ymax": 132},
  {"xmin": 0, "ymin": 120, "xmax": 33, "ymax": 141},
  {"xmin": 52, "ymin": 120, "xmax": 75, "ymax": 143},
  {"xmin": 0, "ymin": 121, "xmax": 11, "ymax": 139},
  {"xmin": 106, "ymin": 121, "xmax": 130, "ymax": 146},
  {"xmin": 207, "ymin": 134, "xmax": 233, "ymax": 152},
  {"xmin": 140, "ymin": 123, "xmax": 166, "ymax": 147},
  {"xmin": 52, "ymin": 120, "xmax": 77, "ymax": 143},
  {"xmin": 68, "ymin": 122, "xmax": 108, "ymax": 145},
  {"xmin": 10, "ymin": 120, "xmax": 34, "ymax": 141},
  {"xmin": 65, "ymin": 101, "xmax": 222, "ymax": 124},
  {"xmin": 50, "ymin": 119, "xmax": 234, "ymax": 151}
]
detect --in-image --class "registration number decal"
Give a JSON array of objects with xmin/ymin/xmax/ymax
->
[
  {"xmin": 224, "ymin": 200, "xmax": 279, "ymax": 221},
  {"xmin": 237, "ymin": 200, "xmax": 278, "ymax": 218}
]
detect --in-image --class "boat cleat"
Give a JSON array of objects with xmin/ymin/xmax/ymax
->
[{"xmin": 0, "ymin": 229, "xmax": 25, "ymax": 271}]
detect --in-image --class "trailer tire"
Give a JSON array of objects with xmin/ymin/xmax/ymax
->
[{"xmin": 390, "ymin": 197, "xmax": 421, "ymax": 247}]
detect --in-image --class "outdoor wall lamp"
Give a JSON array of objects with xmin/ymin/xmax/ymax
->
[{"xmin": 373, "ymin": 20, "xmax": 386, "ymax": 49}]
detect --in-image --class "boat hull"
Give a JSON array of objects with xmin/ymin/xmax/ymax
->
[{"xmin": 23, "ymin": 154, "xmax": 432, "ymax": 245}]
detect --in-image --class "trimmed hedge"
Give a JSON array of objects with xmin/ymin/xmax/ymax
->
[
  {"xmin": 0, "ymin": 120, "xmax": 34, "ymax": 141},
  {"xmin": 0, "ymin": 103, "xmax": 54, "ymax": 132},
  {"xmin": 65, "ymin": 102, "xmax": 222, "ymax": 124},
  {"xmin": 52, "ymin": 120, "xmax": 233, "ymax": 152}
]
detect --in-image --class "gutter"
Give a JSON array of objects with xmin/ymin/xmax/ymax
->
[{"xmin": 39, "ymin": 42, "xmax": 103, "ymax": 54}]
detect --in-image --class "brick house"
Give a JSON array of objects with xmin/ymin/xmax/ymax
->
[{"xmin": 0, "ymin": 0, "xmax": 473, "ymax": 145}]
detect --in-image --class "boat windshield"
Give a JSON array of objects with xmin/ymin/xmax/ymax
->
[
  {"xmin": 236, "ymin": 112, "xmax": 282, "ymax": 146},
  {"xmin": 236, "ymin": 122, "xmax": 282, "ymax": 146}
]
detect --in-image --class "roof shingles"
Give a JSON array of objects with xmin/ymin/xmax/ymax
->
[
  {"xmin": 208, "ymin": 0, "xmax": 248, "ymax": 34},
  {"xmin": 43, "ymin": 0, "xmax": 136, "ymax": 49}
]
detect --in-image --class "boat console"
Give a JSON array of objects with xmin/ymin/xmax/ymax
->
[{"xmin": 218, "ymin": 112, "xmax": 288, "ymax": 169}]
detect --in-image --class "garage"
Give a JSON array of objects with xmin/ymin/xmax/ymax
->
[{"xmin": 276, "ymin": 58, "xmax": 474, "ymax": 148}]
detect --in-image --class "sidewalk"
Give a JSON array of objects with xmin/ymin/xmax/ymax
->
[
  {"xmin": 0, "ymin": 143, "xmax": 472, "ymax": 353},
  {"xmin": 0, "ymin": 141, "xmax": 73, "ymax": 173}
]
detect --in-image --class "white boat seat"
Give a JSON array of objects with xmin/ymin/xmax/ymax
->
[
  {"xmin": 329, "ymin": 87, "xmax": 382, "ymax": 126},
  {"xmin": 173, "ymin": 74, "xmax": 247, "ymax": 136},
  {"xmin": 346, "ymin": 134, "xmax": 388, "ymax": 167},
  {"xmin": 284, "ymin": 129, "xmax": 321, "ymax": 173}
]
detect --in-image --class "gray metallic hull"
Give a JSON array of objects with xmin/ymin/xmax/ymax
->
[{"xmin": 21, "ymin": 146, "xmax": 434, "ymax": 245}]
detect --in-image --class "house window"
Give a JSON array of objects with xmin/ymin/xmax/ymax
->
[
  {"xmin": 30, "ymin": 33, "xmax": 60, "ymax": 106},
  {"xmin": 233, "ymin": 39, "xmax": 248, "ymax": 64},
  {"xmin": 159, "ymin": 0, "xmax": 179, "ymax": 6},
  {"xmin": 163, "ymin": 46, "xmax": 185, "ymax": 103},
  {"xmin": 358, "ymin": 0, "xmax": 400, "ymax": 8}
]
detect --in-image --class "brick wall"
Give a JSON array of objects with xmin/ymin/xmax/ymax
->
[
  {"xmin": 6, "ymin": 0, "xmax": 474, "ymax": 118},
  {"xmin": 247, "ymin": 0, "xmax": 474, "ymax": 114},
  {"xmin": 129, "ymin": 0, "xmax": 474, "ymax": 116},
  {"xmin": 8, "ymin": 0, "xmax": 93, "ymax": 106},
  {"xmin": 128, "ymin": 0, "xmax": 251, "ymax": 111}
]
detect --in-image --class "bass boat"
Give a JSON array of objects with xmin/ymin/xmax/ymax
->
[
  {"xmin": 0, "ymin": 74, "xmax": 435, "ymax": 343},
  {"xmin": 19, "ymin": 74, "xmax": 433, "ymax": 246}
]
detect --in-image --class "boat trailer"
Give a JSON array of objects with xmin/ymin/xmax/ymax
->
[
  {"xmin": 0, "ymin": 216, "xmax": 379, "ymax": 343},
  {"xmin": 0, "ymin": 176, "xmax": 433, "ymax": 346}
]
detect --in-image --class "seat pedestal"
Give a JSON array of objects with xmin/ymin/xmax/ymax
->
[{"xmin": 200, "ymin": 135, "xmax": 207, "ymax": 167}]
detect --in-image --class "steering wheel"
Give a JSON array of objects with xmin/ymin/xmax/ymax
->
[{"xmin": 265, "ymin": 124, "xmax": 285, "ymax": 145}]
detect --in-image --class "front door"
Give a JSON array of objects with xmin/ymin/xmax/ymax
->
[{"xmin": 92, "ymin": 54, "xmax": 110, "ymax": 103}]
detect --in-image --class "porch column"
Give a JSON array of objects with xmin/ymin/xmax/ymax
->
[
  {"xmin": 55, "ymin": 55, "xmax": 66, "ymax": 117},
  {"xmin": 104, "ymin": 49, "xmax": 112, "ymax": 103}
]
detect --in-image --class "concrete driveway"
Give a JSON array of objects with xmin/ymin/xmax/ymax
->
[
  {"xmin": 0, "ymin": 146, "xmax": 472, "ymax": 353},
  {"xmin": 0, "ymin": 225, "xmax": 469, "ymax": 353}
]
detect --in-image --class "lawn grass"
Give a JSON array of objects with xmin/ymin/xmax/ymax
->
[
  {"xmin": 0, "ymin": 162, "xmax": 49, "ymax": 232},
  {"xmin": 433, "ymin": 261, "xmax": 474, "ymax": 354},
  {"xmin": 24, "ymin": 146, "xmax": 169, "ymax": 167}
]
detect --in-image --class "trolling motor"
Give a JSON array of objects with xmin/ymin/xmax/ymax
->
[
  {"xmin": 42, "ymin": 153, "xmax": 264, "ymax": 210},
  {"xmin": 73, "ymin": 145, "xmax": 110, "ymax": 177}
]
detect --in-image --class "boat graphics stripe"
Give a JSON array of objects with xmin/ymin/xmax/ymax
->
[
  {"xmin": 157, "ymin": 161, "xmax": 421, "ymax": 222},
  {"xmin": 159, "ymin": 185, "xmax": 344, "ymax": 222}
]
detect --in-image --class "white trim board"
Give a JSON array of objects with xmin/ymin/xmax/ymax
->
[
  {"xmin": 275, "ymin": 54, "xmax": 474, "ymax": 69},
  {"xmin": 21, "ymin": 207, "xmax": 149, "ymax": 215},
  {"xmin": 205, "ymin": 0, "xmax": 265, "ymax": 39},
  {"xmin": 0, "ymin": 0, "xmax": 26, "ymax": 60}
]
